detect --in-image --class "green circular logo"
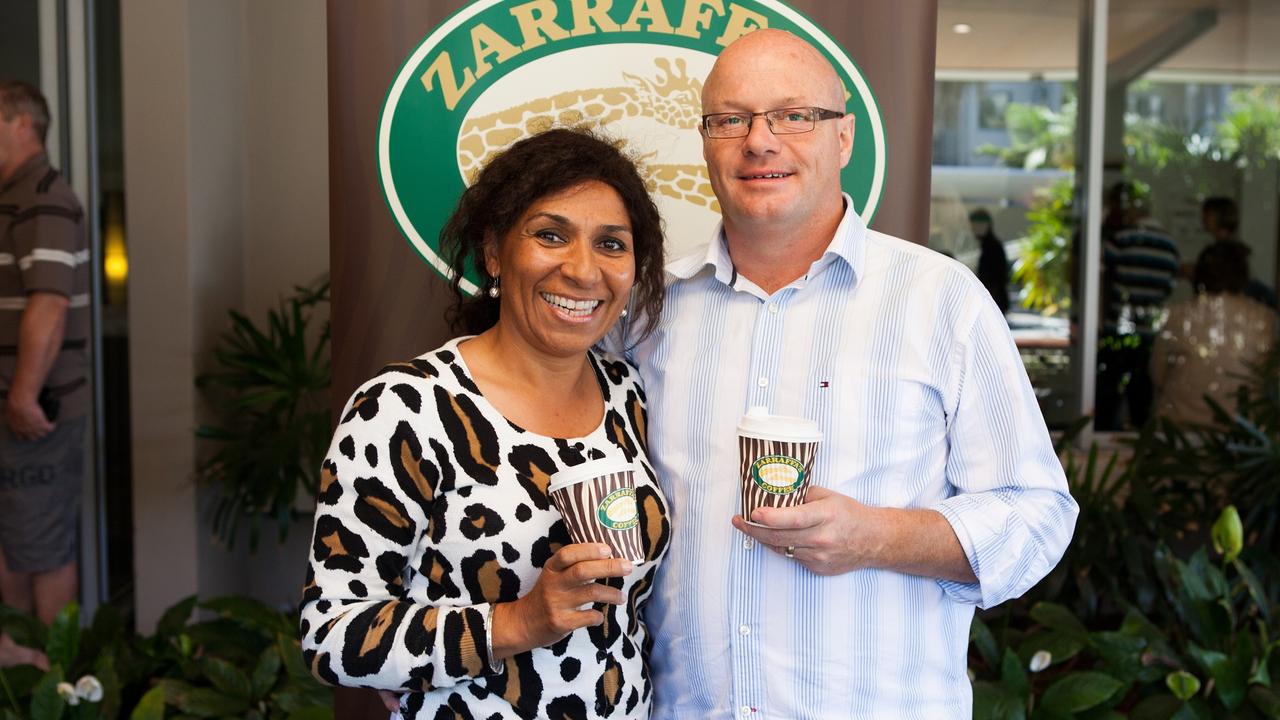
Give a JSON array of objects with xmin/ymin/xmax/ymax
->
[
  {"xmin": 378, "ymin": 0, "xmax": 886, "ymax": 294},
  {"xmin": 751, "ymin": 454, "xmax": 805, "ymax": 495},
  {"xmin": 597, "ymin": 487, "xmax": 640, "ymax": 530}
]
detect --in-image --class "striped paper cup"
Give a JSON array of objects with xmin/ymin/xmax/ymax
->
[
  {"xmin": 738, "ymin": 406, "xmax": 822, "ymax": 527},
  {"xmin": 548, "ymin": 458, "xmax": 645, "ymax": 563}
]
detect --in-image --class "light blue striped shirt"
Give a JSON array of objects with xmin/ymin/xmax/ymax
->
[{"xmin": 621, "ymin": 199, "xmax": 1078, "ymax": 719}]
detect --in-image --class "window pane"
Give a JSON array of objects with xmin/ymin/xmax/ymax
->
[
  {"xmin": 1096, "ymin": 2, "xmax": 1280, "ymax": 431},
  {"xmin": 933, "ymin": 0, "xmax": 1081, "ymax": 429}
]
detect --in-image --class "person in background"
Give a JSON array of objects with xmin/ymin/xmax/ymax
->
[
  {"xmin": 970, "ymin": 208, "xmax": 1010, "ymax": 315},
  {"xmin": 1200, "ymin": 196, "xmax": 1277, "ymax": 310},
  {"xmin": 300, "ymin": 128, "xmax": 670, "ymax": 720},
  {"xmin": 1095, "ymin": 182, "xmax": 1180, "ymax": 430},
  {"xmin": 1151, "ymin": 240, "xmax": 1278, "ymax": 425},
  {"xmin": 0, "ymin": 80, "xmax": 90, "ymax": 671}
]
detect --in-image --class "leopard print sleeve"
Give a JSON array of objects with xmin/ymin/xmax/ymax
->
[{"xmin": 298, "ymin": 367, "xmax": 497, "ymax": 693}]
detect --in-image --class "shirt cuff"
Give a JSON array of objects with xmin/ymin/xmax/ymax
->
[{"xmin": 933, "ymin": 494, "xmax": 994, "ymax": 607}]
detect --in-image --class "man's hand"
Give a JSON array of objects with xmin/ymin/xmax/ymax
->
[
  {"xmin": 4, "ymin": 393, "xmax": 53, "ymax": 441},
  {"xmin": 731, "ymin": 485, "xmax": 978, "ymax": 583},
  {"xmin": 732, "ymin": 485, "xmax": 885, "ymax": 576}
]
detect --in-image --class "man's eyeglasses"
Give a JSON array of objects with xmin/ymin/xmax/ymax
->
[{"xmin": 701, "ymin": 107, "xmax": 845, "ymax": 138}]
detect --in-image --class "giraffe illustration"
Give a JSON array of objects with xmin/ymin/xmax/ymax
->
[{"xmin": 456, "ymin": 58, "xmax": 718, "ymax": 213}]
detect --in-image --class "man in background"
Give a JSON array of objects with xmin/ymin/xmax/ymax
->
[
  {"xmin": 0, "ymin": 80, "xmax": 89, "ymax": 669},
  {"xmin": 1096, "ymin": 182, "xmax": 1180, "ymax": 430}
]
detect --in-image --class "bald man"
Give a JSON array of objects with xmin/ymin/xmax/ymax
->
[{"xmin": 618, "ymin": 30, "xmax": 1077, "ymax": 718}]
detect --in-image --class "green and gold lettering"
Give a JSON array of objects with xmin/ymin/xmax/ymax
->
[
  {"xmin": 715, "ymin": 2, "xmax": 768, "ymax": 46},
  {"xmin": 510, "ymin": 0, "xmax": 570, "ymax": 49},
  {"xmin": 675, "ymin": 0, "xmax": 724, "ymax": 38},
  {"xmin": 469, "ymin": 22, "xmax": 523, "ymax": 79},
  {"xmin": 620, "ymin": 0, "xmax": 675, "ymax": 34},
  {"xmin": 569, "ymin": 0, "xmax": 621, "ymax": 36},
  {"xmin": 419, "ymin": 50, "xmax": 476, "ymax": 112}
]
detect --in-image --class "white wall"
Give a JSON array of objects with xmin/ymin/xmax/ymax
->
[{"xmin": 122, "ymin": 0, "xmax": 328, "ymax": 631}]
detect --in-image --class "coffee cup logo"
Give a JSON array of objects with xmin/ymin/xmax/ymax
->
[
  {"xmin": 597, "ymin": 487, "xmax": 640, "ymax": 530},
  {"xmin": 751, "ymin": 454, "xmax": 806, "ymax": 495},
  {"xmin": 378, "ymin": 0, "xmax": 886, "ymax": 292}
]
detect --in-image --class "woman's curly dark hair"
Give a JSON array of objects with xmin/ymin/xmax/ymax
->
[{"xmin": 440, "ymin": 127, "xmax": 665, "ymax": 343}]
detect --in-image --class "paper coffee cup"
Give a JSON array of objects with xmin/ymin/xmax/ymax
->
[
  {"xmin": 738, "ymin": 406, "xmax": 822, "ymax": 526},
  {"xmin": 548, "ymin": 458, "xmax": 646, "ymax": 563}
]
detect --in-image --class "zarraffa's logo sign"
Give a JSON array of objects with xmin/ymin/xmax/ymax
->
[{"xmin": 378, "ymin": 0, "xmax": 886, "ymax": 293}]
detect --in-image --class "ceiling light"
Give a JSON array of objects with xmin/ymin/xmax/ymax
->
[{"xmin": 952, "ymin": 23, "xmax": 972, "ymax": 34}]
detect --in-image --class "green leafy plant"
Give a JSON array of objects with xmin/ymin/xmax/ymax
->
[
  {"xmin": 196, "ymin": 278, "xmax": 331, "ymax": 549},
  {"xmin": 1216, "ymin": 86, "xmax": 1280, "ymax": 169},
  {"xmin": 0, "ymin": 597, "xmax": 331, "ymax": 720},
  {"xmin": 977, "ymin": 97, "xmax": 1078, "ymax": 171},
  {"xmin": 1013, "ymin": 177, "xmax": 1075, "ymax": 316},
  {"xmin": 972, "ymin": 506, "xmax": 1280, "ymax": 719}
]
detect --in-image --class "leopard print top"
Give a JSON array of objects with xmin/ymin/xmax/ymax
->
[{"xmin": 300, "ymin": 337, "xmax": 670, "ymax": 719}]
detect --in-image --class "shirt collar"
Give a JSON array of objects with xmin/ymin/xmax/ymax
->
[
  {"xmin": 669, "ymin": 193, "xmax": 867, "ymax": 287},
  {"xmin": 0, "ymin": 153, "xmax": 49, "ymax": 195}
]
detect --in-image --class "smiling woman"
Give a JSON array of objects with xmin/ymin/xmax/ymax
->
[{"xmin": 300, "ymin": 127, "xmax": 671, "ymax": 720}]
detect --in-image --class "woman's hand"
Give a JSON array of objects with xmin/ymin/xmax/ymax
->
[{"xmin": 492, "ymin": 543, "xmax": 632, "ymax": 658}]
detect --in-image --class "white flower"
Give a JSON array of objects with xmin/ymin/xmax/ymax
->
[
  {"xmin": 1028, "ymin": 650, "xmax": 1053, "ymax": 673},
  {"xmin": 56, "ymin": 682, "xmax": 80, "ymax": 705},
  {"xmin": 75, "ymin": 675, "xmax": 104, "ymax": 702}
]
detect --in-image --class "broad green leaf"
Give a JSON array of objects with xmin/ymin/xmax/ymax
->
[
  {"xmin": 201, "ymin": 597, "xmax": 292, "ymax": 636},
  {"xmin": 156, "ymin": 596, "xmax": 198, "ymax": 639},
  {"xmin": 1167, "ymin": 670, "xmax": 1202, "ymax": 701},
  {"xmin": 250, "ymin": 646, "xmax": 282, "ymax": 698},
  {"xmin": 277, "ymin": 634, "xmax": 312, "ymax": 683},
  {"xmin": 1001, "ymin": 648, "xmax": 1030, "ymax": 700},
  {"xmin": 1018, "ymin": 630, "xmax": 1085, "ymax": 669},
  {"xmin": 95, "ymin": 651, "xmax": 123, "ymax": 720},
  {"xmin": 1039, "ymin": 672, "xmax": 1124, "ymax": 713},
  {"xmin": 129, "ymin": 686, "xmax": 166, "ymax": 720},
  {"xmin": 172, "ymin": 686, "xmax": 250, "ymax": 717},
  {"xmin": 28, "ymin": 666, "xmax": 64, "ymax": 720},
  {"xmin": 45, "ymin": 602, "xmax": 80, "ymax": 671},
  {"xmin": 972, "ymin": 681, "xmax": 1026, "ymax": 720},
  {"xmin": 970, "ymin": 615, "xmax": 1000, "ymax": 671},
  {"xmin": 1210, "ymin": 634, "xmax": 1256, "ymax": 710},
  {"xmin": 0, "ymin": 664, "xmax": 45, "ymax": 698},
  {"xmin": 0, "ymin": 603, "xmax": 48, "ymax": 650},
  {"xmin": 1235, "ymin": 559, "xmax": 1271, "ymax": 623},
  {"xmin": 1187, "ymin": 644, "xmax": 1227, "ymax": 676},
  {"xmin": 1089, "ymin": 631, "xmax": 1147, "ymax": 684},
  {"xmin": 1252, "ymin": 650, "xmax": 1272, "ymax": 687},
  {"xmin": 203, "ymin": 657, "xmax": 253, "ymax": 701},
  {"xmin": 1031, "ymin": 602, "xmax": 1089, "ymax": 640}
]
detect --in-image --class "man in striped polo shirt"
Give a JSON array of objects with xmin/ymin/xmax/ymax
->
[
  {"xmin": 0, "ymin": 81, "xmax": 88, "ymax": 669},
  {"xmin": 622, "ymin": 30, "xmax": 1078, "ymax": 718}
]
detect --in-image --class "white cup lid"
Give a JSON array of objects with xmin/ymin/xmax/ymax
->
[
  {"xmin": 548, "ymin": 457, "xmax": 635, "ymax": 494},
  {"xmin": 736, "ymin": 405, "xmax": 823, "ymax": 442}
]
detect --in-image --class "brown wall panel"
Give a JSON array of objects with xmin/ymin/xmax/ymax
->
[{"xmin": 328, "ymin": 0, "xmax": 470, "ymax": 418}]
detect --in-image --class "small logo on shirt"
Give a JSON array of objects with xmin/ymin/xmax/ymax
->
[
  {"xmin": 751, "ymin": 455, "xmax": 806, "ymax": 495},
  {"xmin": 819, "ymin": 380, "xmax": 831, "ymax": 388},
  {"xmin": 597, "ymin": 488, "xmax": 639, "ymax": 531}
]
